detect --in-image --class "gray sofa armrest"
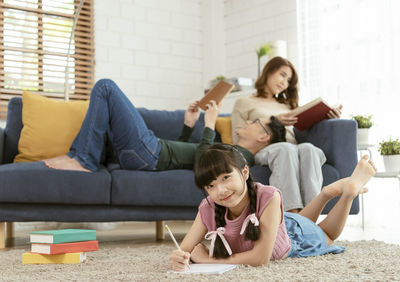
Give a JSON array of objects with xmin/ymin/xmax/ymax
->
[
  {"xmin": 295, "ymin": 119, "xmax": 358, "ymax": 178},
  {"xmin": 0, "ymin": 126, "xmax": 4, "ymax": 164}
]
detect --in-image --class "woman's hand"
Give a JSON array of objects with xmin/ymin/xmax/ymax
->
[
  {"xmin": 276, "ymin": 112, "xmax": 298, "ymax": 126},
  {"xmin": 170, "ymin": 249, "xmax": 191, "ymax": 271},
  {"xmin": 327, "ymin": 104, "xmax": 342, "ymax": 119},
  {"xmin": 190, "ymin": 243, "xmax": 211, "ymax": 263},
  {"xmin": 204, "ymin": 100, "xmax": 220, "ymax": 130},
  {"xmin": 184, "ymin": 101, "xmax": 200, "ymax": 128}
]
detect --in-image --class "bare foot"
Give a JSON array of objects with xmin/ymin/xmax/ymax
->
[
  {"xmin": 322, "ymin": 177, "xmax": 350, "ymax": 198},
  {"xmin": 43, "ymin": 155, "xmax": 91, "ymax": 172},
  {"xmin": 43, "ymin": 155, "xmax": 70, "ymax": 166},
  {"xmin": 322, "ymin": 155, "xmax": 376, "ymax": 198},
  {"xmin": 345, "ymin": 155, "xmax": 377, "ymax": 197}
]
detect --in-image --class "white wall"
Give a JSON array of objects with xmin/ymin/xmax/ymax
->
[
  {"xmin": 224, "ymin": 0, "xmax": 298, "ymax": 79},
  {"xmin": 94, "ymin": 0, "xmax": 204, "ymax": 110},
  {"xmin": 94, "ymin": 0, "xmax": 299, "ymax": 110}
]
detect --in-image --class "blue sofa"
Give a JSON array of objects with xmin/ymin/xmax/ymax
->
[{"xmin": 0, "ymin": 97, "xmax": 359, "ymax": 248}]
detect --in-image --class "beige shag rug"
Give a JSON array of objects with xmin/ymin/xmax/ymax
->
[{"xmin": 1, "ymin": 240, "xmax": 399, "ymax": 281}]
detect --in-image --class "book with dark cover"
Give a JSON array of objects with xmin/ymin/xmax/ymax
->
[
  {"xmin": 198, "ymin": 81, "xmax": 235, "ymax": 110},
  {"xmin": 292, "ymin": 97, "xmax": 333, "ymax": 131},
  {"xmin": 30, "ymin": 229, "xmax": 96, "ymax": 244}
]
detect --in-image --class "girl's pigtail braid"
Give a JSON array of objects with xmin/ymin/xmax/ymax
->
[
  {"xmin": 245, "ymin": 175, "xmax": 260, "ymax": 241},
  {"xmin": 213, "ymin": 204, "xmax": 230, "ymax": 258}
]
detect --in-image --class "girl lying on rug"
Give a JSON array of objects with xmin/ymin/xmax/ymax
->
[{"xmin": 169, "ymin": 144, "xmax": 376, "ymax": 270}]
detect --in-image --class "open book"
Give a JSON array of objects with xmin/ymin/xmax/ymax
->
[
  {"xmin": 168, "ymin": 263, "xmax": 237, "ymax": 275},
  {"xmin": 291, "ymin": 97, "xmax": 333, "ymax": 131},
  {"xmin": 197, "ymin": 81, "xmax": 235, "ymax": 111}
]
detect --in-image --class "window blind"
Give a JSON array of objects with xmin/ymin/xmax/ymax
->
[{"xmin": 0, "ymin": 0, "xmax": 94, "ymax": 120}]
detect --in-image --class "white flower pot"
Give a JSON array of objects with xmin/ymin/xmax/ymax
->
[
  {"xmin": 383, "ymin": 155, "xmax": 400, "ymax": 172},
  {"xmin": 357, "ymin": 128, "xmax": 370, "ymax": 145}
]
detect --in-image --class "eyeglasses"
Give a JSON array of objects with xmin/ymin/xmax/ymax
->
[{"xmin": 252, "ymin": 119, "xmax": 271, "ymax": 136}]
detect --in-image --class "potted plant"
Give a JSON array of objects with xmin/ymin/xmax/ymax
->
[
  {"xmin": 352, "ymin": 115, "xmax": 373, "ymax": 145},
  {"xmin": 255, "ymin": 43, "xmax": 273, "ymax": 77},
  {"xmin": 209, "ymin": 75, "xmax": 226, "ymax": 89},
  {"xmin": 378, "ymin": 138, "xmax": 400, "ymax": 172}
]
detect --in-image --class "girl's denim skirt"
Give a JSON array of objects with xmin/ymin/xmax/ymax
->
[{"xmin": 284, "ymin": 212, "xmax": 345, "ymax": 258}]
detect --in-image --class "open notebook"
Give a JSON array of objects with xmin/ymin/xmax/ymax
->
[{"xmin": 168, "ymin": 263, "xmax": 237, "ymax": 274}]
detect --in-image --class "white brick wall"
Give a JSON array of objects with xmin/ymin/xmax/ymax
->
[
  {"xmin": 94, "ymin": 0, "xmax": 299, "ymax": 110},
  {"xmin": 94, "ymin": 0, "xmax": 203, "ymax": 110},
  {"xmin": 224, "ymin": 0, "xmax": 299, "ymax": 79}
]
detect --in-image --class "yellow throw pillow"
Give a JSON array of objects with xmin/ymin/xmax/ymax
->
[
  {"xmin": 215, "ymin": 116, "xmax": 234, "ymax": 145},
  {"xmin": 14, "ymin": 91, "xmax": 89, "ymax": 163}
]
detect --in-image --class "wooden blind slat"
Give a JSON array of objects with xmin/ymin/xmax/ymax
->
[
  {"xmin": 0, "ymin": 68, "xmax": 94, "ymax": 78},
  {"xmin": 0, "ymin": 0, "xmax": 94, "ymax": 120},
  {"xmin": 0, "ymin": 87, "xmax": 91, "ymax": 97},
  {"xmin": 0, "ymin": 91, "xmax": 90, "ymax": 100},
  {"xmin": 0, "ymin": 77, "xmax": 94, "ymax": 87},
  {"xmin": 1, "ymin": 62, "xmax": 93, "ymax": 72},
  {"xmin": 1, "ymin": 46, "xmax": 94, "ymax": 60}
]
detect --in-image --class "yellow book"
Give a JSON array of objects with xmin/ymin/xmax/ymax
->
[{"xmin": 22, "ymin": 252, "xmax": 86, "ymax": 264}]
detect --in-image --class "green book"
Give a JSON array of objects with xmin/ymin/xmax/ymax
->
[{"xmin": 30, "ymin": 229, "xmax": 96, "ymax": 244}]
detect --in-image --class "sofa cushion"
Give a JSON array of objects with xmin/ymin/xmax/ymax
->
[
  {"xmin": 321, "ymin": 163, "xmax": 340, "ymax": 186},
  {"xmin": 3, "ymin": 97, "xmax": 23, "ymax": 164},
  {"xmin": 111, "ymin": 169, "xmax": 204, "ymax": 206},
  {"xmin": 0, "ymin": 161, "xmax": 112, "ymax": 205},
  {"xmin": 111, "ymin": 166, "xmax": 271, "ymax": 206},
  {"xmin": 215, "ymin": 116, "xmax": 234, "ymax": 145},
  {"xmin": 14, "ymin": 91, "xmax": 89, "ymax": 163}
]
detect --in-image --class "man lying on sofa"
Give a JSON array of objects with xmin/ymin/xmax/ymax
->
[{"xmin": 44, "ymin": 79, "xmax": 286, "ymax": 172}]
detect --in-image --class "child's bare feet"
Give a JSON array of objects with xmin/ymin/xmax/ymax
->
[
  {"xmin": 345, "ymin": 155, "xmax": 376, "ymax": 197},
  {"xmin": 322, "ymin": 155, "xmax": 376, "ymax": 198},
  {"xmin": 43, "ymin": 155, "xmax": 91, "ymax": 172},
  {"xmin": 322, "ymin": 177, "xmax": 350, "ymax": 198}
]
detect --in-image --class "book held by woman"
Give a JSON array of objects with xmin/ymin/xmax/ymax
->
[{"xmin": 291, "ymin": 97, "xmax": 333, "ymax": 131}]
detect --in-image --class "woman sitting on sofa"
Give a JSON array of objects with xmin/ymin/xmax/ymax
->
[
  {"xmin": 44, "ymin": 79, "xmax": 286, "ymax": 173},
  {"xmin": 231, "ymin": 57, "xmax": 343, "ymax": 213}
]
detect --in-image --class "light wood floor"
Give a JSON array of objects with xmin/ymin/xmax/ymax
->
[{"xmin": 1, "ymin": 221, "xmax": 193, "ymax": 251}]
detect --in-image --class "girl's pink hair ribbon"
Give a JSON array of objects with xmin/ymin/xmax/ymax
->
[
  {"xmin": 240, "ymin": 213, "xmax": 259, "ymax": 235},
  {"xmin": 204, "ymin": 227, "xmax": 232, "ymax": 257}
]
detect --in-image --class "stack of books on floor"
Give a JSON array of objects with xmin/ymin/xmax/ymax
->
[{"xmin": 22, "ymin": 229, "xmax": 98, "ymax": 264}]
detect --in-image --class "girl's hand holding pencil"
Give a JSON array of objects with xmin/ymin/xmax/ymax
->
[{"xmin": 166, "ymin": 225, "xmax": 191, "ymax": 271}]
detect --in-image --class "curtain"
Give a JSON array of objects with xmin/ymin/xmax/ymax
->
[{"xmin": 297, "ymin": 0, "xmax": 400, "ymax": 140}]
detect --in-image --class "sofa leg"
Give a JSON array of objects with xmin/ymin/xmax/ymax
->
[
  {"xmin": 6, "ymin": 222, "xmax": 14, "ymax": 239},
  {"xmin": 156, "ymin": 221, "xmax": 164, "ymax": 241},
  {"xmin": 0, "ymin": 222, "xmax": 5, "ymax": 249}
]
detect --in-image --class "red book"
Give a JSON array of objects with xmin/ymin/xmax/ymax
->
[
  {"xmin": 292, "ymin": 97, "xmax": 333, "ymax": 131},
  {"xmin": 31, "ymin": 240, "xmax": 98, "ymax": 255}
]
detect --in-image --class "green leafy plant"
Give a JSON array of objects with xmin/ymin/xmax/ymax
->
[
  {"xmin": 209, "ymin": 75, "xmax": 226, "ymax": 88},
  {"xmin": 255, "ymin": 43, "xmax": 273, "ymax": 77},
  {"xmin": 352, "ymin": 115, "xmax": 373, "ymax": 129},
  {"xmin": 378, "ymin": 138, "xmax": 400, "ymax": 155}
]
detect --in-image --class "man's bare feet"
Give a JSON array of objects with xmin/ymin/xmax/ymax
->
[
  {"xmin": 43, "ymin": 155, "xmax": 91, "ymax": 172},
  {"xmin": 42, "ymin": 155, "xmax": 68, "ymax": 163}
]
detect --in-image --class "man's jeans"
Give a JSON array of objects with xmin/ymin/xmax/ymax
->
[{"xmin": 68, "ymin": 79, "xmax": 161, "ymax": 171}]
